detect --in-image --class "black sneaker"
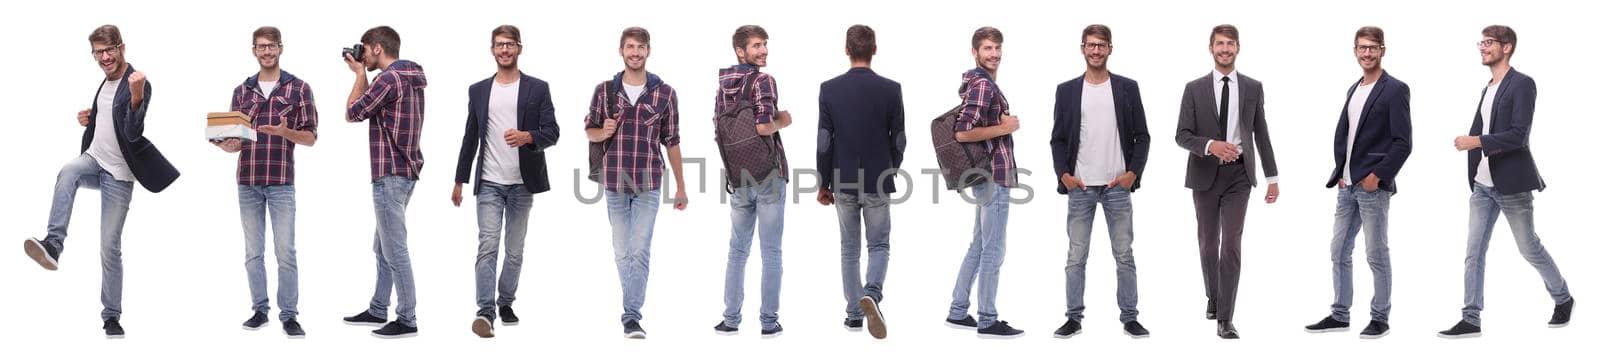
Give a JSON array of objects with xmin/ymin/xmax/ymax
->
[
  {"xmin": 713, "ymin": 321, "xmax": 739, "ymax": 335},
  {"xmin": 1124, "ymin": 321, "xmax": 1150, "ymax": 338},
  {"xmin": 844, "ymin": 318, "xmax": 863, "ymax": 331},
  {"xmin": 1217, "ymin": 321, "xmax": 1239, "ymax": 339},
  {"xmin": 371, "ymin": 322, "xmax": 417, "ymax": 339},
  {"xmin": 1304, "ymin": 315, "xmax": 1350, "ymax": 333},
  {"xmin": 1360, "ymin": 321, "xmax": 1389, "ymax": 339},
  {"xmin": 1437, "ymin": 320, "xmax": 1481, "ymax": 339},
  {"xmin": 498, "ymin": 305, "xmax": 520, "ymax": 326},
  {"xmin": 472, "ymin": 315, "xmax": 495, "ymax": 338},
  {"xmin": 761, "ymin": 323, "xmax": 784, "ymax": 338},
  {"xmin": 283, "ymin": 319, "xmax": 305, "ymax": 338},
  {"xmin": 342, "ymin": 311, "xmax": 386, "ymax": 326},
  {"xmin": 24, "ymin": 238, "xmax": 60, "ymax": 271},
  {"xmin": 860, "ymin": 296, "xmax": 887, "ymax": 339},
  {"xmin": 1550, "ymin": 298, "xmax": 1574, "ymax": 328},
  {"xmin": 1053, "ymin": 319, "xmax": 1082, "ymax": 339},
  {"xmin": 623, "ymin": 320, "xmax": 646, "ymax": 339},
  {"xmin": 242, "ymin": 311, "xmax": 269, "ymax": 330},
  {"xmin": 945, "ymin": 315, "xmax": 978, "ymax": 329},
  {"xmin": 103, "ymin": 318, "xmax": 125, "ymax": 339},
  {"xmin": 978, "ymin": 321, "xmax": 1024, "ymax": 338}
]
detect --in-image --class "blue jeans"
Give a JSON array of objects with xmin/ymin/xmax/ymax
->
[
  {"xmin": 238, "ymin": 184, "xmax": 299, "ymax": 322},
  {"xmin": 722, "ymin": 179, "xmax": 786, "ymax": 330},
  {"xmin": 366, "ymin": 176, "xmax": 418, "ymax": 327},
  {"xmin": 1065, "ymin": 185, "xmax": 1139, "ymax": 323},
  {"xmin": 836, "ymin": 192, "xmax": 891, "ymax": 320},
  {"xmin": 475, "ymin": 181, "xmax": 531, "ymax": 319},
  {"xmin": 43, "ymin": 154, "xmax": 133, "ymax": 320},
  {"xmin": 1462, "ymin": 183, "xmax": 1571, "ymax": 325},
  {"xmin": 1328, "ymin": 186, "xmax": 1392, "ymax": 322},
  {"xmin": 948, "ymin": 182, "xmax": 1010, "ymax": 329},
  {"xmin": 607, "ymin": 189, "xmax": 660, "ymax": 323}
]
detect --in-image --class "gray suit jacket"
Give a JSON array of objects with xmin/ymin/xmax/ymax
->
[{"xmin": 1175, "ymin": 72, "xmax": 1278, "ymax": 191}]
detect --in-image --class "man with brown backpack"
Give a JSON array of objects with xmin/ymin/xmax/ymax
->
[{"xmin": 712, "ymin": 24, "xmax": 792, "ymax": 338}]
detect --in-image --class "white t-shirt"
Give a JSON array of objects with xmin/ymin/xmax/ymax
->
[
  {"xmin": 480, "ymin": 79, "xmax": 524, "ymax": 185},
  {"xmin": 1075, "ymin": 78, "xmax": 1125, "ymax": 186},
  {"xmin": 1342, "ymin": 82, "xmax": 1376, "ymax": 184},
  {"xmin": 88, "ymin": 79, "xmax": 134, "ymax": 182},
  {"xmin": 1474, "ymin": 82, "xmax": 1500, "ymax": 187},
  {"xmin": 258, "ymin": 80, "xmax": 278, "ymax": 98},
  {"xmin": 623, "ymin": 81, "xmax": 645, "ymax": 105}
]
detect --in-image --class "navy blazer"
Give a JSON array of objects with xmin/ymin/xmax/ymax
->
[
  {"xmin": 454, "ymin": 73, "xmax": 560, "ymax": 195},
  {"xmin": 80, "ymin": 64, "xmax": 179, "ymax": 193},
  {"xmin": 1049, "ymin": 73, "xmax": 1151, "ymax": 194},
  {"xmin": 1327, "ymin": 71, "xmax": 1412, "ymax": 193},
  {"xmin": 817, "ymin": 67, "xmax": 906, "ymax": 194},
  {"xmin": 1467, "ymin": 68, "xmax": 1545, "ymax": 194}
]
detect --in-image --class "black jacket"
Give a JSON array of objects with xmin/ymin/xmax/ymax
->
[
  {"xmin": 80, "ymin": 64, "xmax": 179, "ymax": 193},
  {"xmin": 454, "ymin": 73, "xmax": 560, "ymax": 195}
]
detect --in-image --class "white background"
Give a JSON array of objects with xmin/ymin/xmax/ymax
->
[{"xmin": 0, "ymin": 0, "xmax": 1592, "ymax": 361}]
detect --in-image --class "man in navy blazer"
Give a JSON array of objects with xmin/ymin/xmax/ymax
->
[
  {"xmin": 1048, "ymin": 24, "xmax": 1151, "ymax": 340},
  {"xmin": 23, "ymin": 25, "xmax": 179, "ymax": 338},
  {"xmin": 1440, "ymin": 25, "xmax": 1574, "ymax": 339},
  {"xmin": 451, "ymin": 25, "xmax": 559, "ymax": 339},
  {"xmin": 816, "ymin": 25, "xmax": 906, "ymax": 340},
  {"xmin": 1305, "ymin": 27, "xmax": 1411, "ymax": 339}
]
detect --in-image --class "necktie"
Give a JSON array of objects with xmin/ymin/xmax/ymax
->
[{"xmin": 1218, "ymin": 76, "xmax": 1231, "ymax": 141}]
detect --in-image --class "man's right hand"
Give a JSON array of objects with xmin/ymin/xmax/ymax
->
[
  {"xmin": 602, "ymin": 119, "xmax": 619, "ymax": 138},
  {"xmin": 999, "ymin": 114, "xmax": 1020, "ymax": 134},
  {"xmin": 344, "ymin": 53, "xmax": 364, "ymax": 74},
  {"xmin": 213, "ymin": 138, "xmax": 242, "ymax": 153},
  {"xmin": 451, "ymin": 183, "xmax": 464, "ymax": 207},
  {"xmin": 1060, "ymin": 173, "xmax": 1084, "ymax": 191},
  {"xmin": 817, "ymin": 188, "xmax": 834, "ymax": 206},
  {"xmin": 1208, "ymin": 141, "xmax": 1241, "ymax": 162},
  {"xmin": 78, "ymin": 109, "xmax": 91, "ymax": 126}
]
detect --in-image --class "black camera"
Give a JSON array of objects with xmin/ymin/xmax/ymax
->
[{"xmin": 342, "ymin": 43, "xmax": 365, "ymax": 63}]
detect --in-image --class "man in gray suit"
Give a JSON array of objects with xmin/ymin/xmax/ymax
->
[{"xmin": 1174, "ymin": 24, "xmax": 1279, "ymax": 340}]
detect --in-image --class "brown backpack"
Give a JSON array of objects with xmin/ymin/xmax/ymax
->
[
  {"xmin": 713, "ymin": 73, "xmax": 782, "ymax": 192},
  {"xmin": 930, "ymin": 105, "xmax": 993, "ymax": 190}
]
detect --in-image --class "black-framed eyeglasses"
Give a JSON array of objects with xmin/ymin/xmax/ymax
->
[
  {"xmin": 1355, "ymin": 44, "xmax": 1384, "ymax": 53},
  {"xmin": 1082, "ymin": 42, "xmax": 1111, "ymax": 51},
  {"xmin": 253, "ymin": 43, "xmax": 282, "ymax": 52},
  {"xmin": 493, "ymin": 41, "xmax": 521, "ymax": 50},
  {"xmin": 91, "ymin": 44, "xmax": 122, "ymax": 57},
  {"xmin": 1476, "ymin": 39, "xmax": 1501, "ymax": 49}
]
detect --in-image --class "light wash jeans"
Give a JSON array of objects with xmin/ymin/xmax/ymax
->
[
  {"xmin": 43, "ymin": 154, "xmax": 133, "ymax": 320},
  {"xmin": 365, "ymin": 176, "xmax": 418, "ymax": 327},
  {"xmin": 1461, "ymin": 183, "xmax": 1571, "ymax": 325},
  {"xmin": 721, "ymin": 178, "xmax": 786, "ymax": 330},
  {"xmin": 1327, "ymin": 186, "xmax": 1392, "ymax": 323},
  {"xmin": 836, "ymin": 192, "xmax": 891, "ymax": 320},
  {"xmin": 607, "ymin": 189, "xmax": 661, "ymax": 323},
  {"xmin": 1064, "ymin": 185, "xmax": 1138, "ymax": 323},
  {"xmin": 238, "ymin": 184, "xmax": 299, "ymax": 322},
  {"xmin": 948, "ymin": 182, "xmax": 1010, "ymax": 329},
  {"xmin": 474, "ymin": 181, "xmax": 531, "ymax": 319}
]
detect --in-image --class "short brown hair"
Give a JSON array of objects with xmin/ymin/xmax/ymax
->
[
  {"xmin": 620, "ymin": 27, "xmax": 651, "ymax": 48},
  {"xmin": 361, "ymin": 25, "xmax": 402, "ymax": 58},
  {"xmin": 1355, "ymin": 26, "xmax": 1384, "ymax": 46},
  {"xmin": 88, "ymin": 24, "xmax": 122, "ymax": 45},
  {"xmin": 491, "ymin": 25, "xmax": 520, "ymax": 43},
  {"xmin": 1211, "ymin": 24, "xmax": 1239, "ymax": 43},
  {"xmin": 732, "ymin": 25, "xmax": 768, "ymax": 50},
  {"xmin": 971, "ymin": 26, "xmax": 1003, "ymax": 50},
  {"xmin": 1082, "ymin": 24, "xmax": 1111, "ymax": 44},
  {"xmin": 1482, "ymin": 25, "xmax": 1517, "ymax": 53},
  {"xmin": 846, "ymin": 24, "xmax": 876, "ymax": 61},
  {"xmin": 253, "ymin": 26, "xmax": 282, "ymax": 44}
]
